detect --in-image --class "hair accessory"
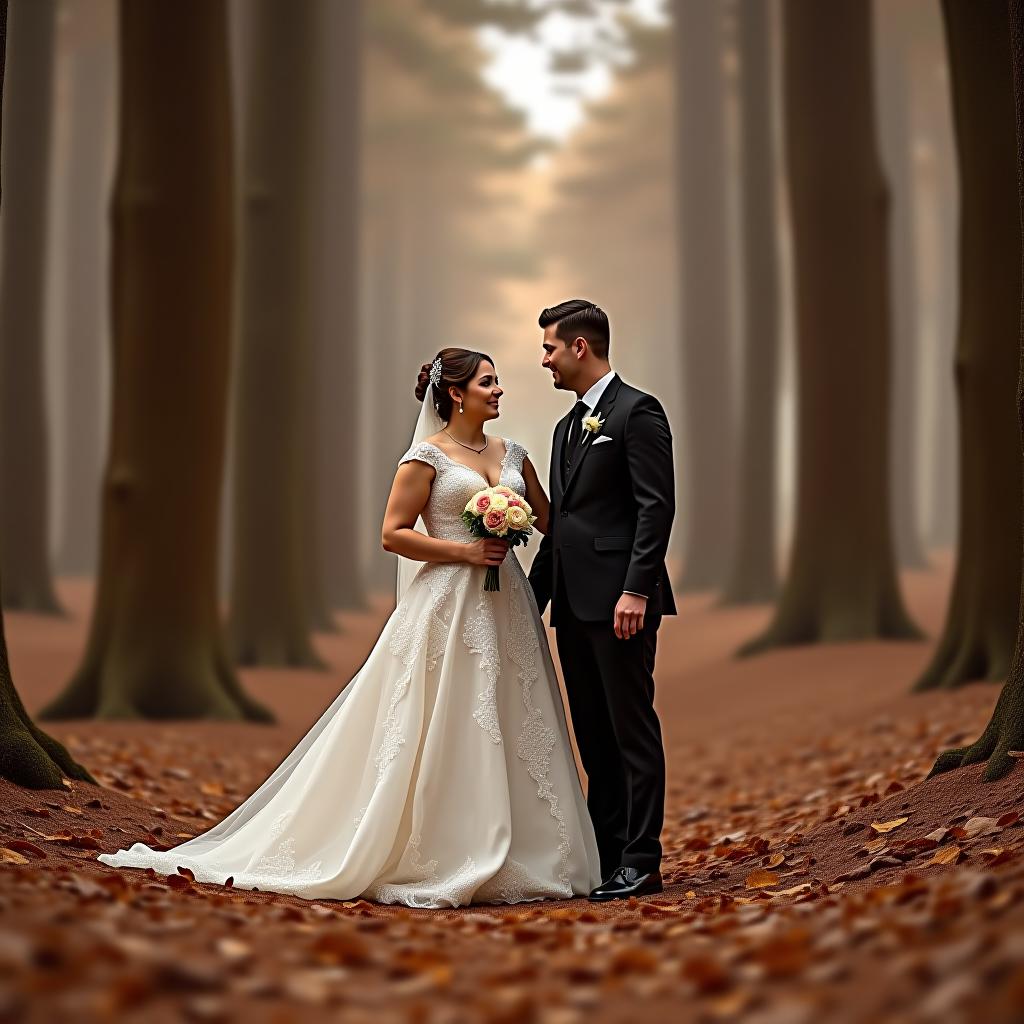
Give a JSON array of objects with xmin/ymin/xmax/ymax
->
[{"xmin": 428, "ymin": 356, "xmax": 443, "ymax": 388}]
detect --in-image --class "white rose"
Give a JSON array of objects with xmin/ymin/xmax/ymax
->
[
  {"xmin": 489, "ymin": 493, "xmax": 509, "ymax": 513},
  {"xmin": 506, "ymin": 505, "xmax": 529, "ymax": 530}
]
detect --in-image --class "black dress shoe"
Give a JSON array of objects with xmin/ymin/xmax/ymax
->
[{"xmin": 588, "ymin": 866, "xmax": 663, "ymax": 902}]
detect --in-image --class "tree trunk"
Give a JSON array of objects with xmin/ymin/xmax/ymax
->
[
  {"xmin": 362, "ymin": 165, "xmax": 419, "ymax": 594},
  {"xmin": 0, "ymin": 0, "xmax": 60, "ymax": 613},
  {"xmin": 315, "ymin": 0, "xmax": 365, "ymax": 615},
  {"xmin": 54, "ymin": 0, "xmax": 115, "ymax": 578},
  {"xmin": 914, "ymin": 0, "xmax": 1021, "ymax": 692},
  {"xmin": 876, "ymin": 0, "xmax": 930, "ymax": 571},
  {"xmin": 0, "ymin": 0, "xmax": 94, "ymax": 785},
  {"xmin": 0, "ymin": 566, "xmax": 93, "ymax": 785},
  {"xmin": 671, "ymin": 0, "xmax": 737, "ymax": 593},
  {"xmin": 929, "ymin": 0, "xmax": 1024, "ymax": 782},
  {"xmin": 227, "ymin": 0, "xmax": 326, "ymax": 666},
  {"xmin": 721, "ymin": 0, "xmax": 780, "ymax": 605},
  {"xmin": 40, "ymin": 0, "xmax": 270, "ymax": 722},
  {"xmin": 739, "ymin": 0, "xmax": 920, "ymax": 655},
  {"xmin": 925, "ymin": 50, "xmax": 960, "ymax": 551}
]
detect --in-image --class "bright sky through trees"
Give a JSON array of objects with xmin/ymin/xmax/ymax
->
[{"xmin": 478, "ymin": 0, "xmax": 667, "ymax": 141}]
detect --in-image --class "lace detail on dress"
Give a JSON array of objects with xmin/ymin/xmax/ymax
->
[
  {"xmin": 377, "ymin": 563, "xmax": 460, "ymax": 787},
  {"xmin": 367, "ymin": 835, "xmax": 479, "ymax": 908},
  {"xmin": 501, "ymin": 439, "xmax": 528, "ymax": 482},
  {"xmin": 246, "ymin": 811, "xmax": 324, "ymax": 888},
  {"xmin": 399, "ymin": 441, "xmax": 447, "ymax": 475},
  {"xmin": 506, "ymin": 571, "xmax": 573, "ymax": 896},
  {"xmin": 464, "ymin": 593, "xmax": 502, "ymax": 743},
  {"xmin": 475, "ymin": 857, "xmax": 568, "ymax": 905}
]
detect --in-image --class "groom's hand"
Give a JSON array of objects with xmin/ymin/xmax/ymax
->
[{"xmin": 613, "ymin": 593, "xmax": 647, "ymax": 639}]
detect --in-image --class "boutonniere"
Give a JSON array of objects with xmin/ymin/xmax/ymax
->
[{"xmin": 582, "ymin": 412, "xmax": 605, "ymax": 438}]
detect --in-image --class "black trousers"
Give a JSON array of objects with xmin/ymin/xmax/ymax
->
[{"xmin": 554, "ymin": 569, "xmax": 666, "ymax": 876}]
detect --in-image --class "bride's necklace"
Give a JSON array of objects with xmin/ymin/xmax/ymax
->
[{"xmin": 443, "ymin": 428, "xmax": 488, "ymax": 454}]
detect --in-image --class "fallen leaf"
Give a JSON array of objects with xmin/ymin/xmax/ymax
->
[
  {"xmin": 925, "ymin": 845, "xmax": 963, "ymax": 867},
  {"xmin": 981, "ymin": 848, "xmax": 1016, "ymax": 867},
  {"xmin": 772, "ymin": 883, "xmax": 813, "ymax": 897},
  {"xmin": 963, "ymin": 817, "xmax": 1001, "ymax": 839},
  {"xmin": 870, "ymin": 817, "xmax": 909, "ymax": 834},
  {"xmin": 0, "ymin": 847, "xmax": 29, "ymax": 864},
  {"xmin": 744, "ymin": 869, "xmax": 779, "ymax": 889},
  {"xmin": 6, "ymin": 840, "xmax": 46, "ymax": 859}
]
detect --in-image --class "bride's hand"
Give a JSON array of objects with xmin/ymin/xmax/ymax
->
[{"xmin": 465, "ymin": 538, "xmax": 510, "ymax": 566}]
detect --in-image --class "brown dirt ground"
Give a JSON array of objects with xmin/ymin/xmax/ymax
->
[{"xmin": 3, "ymin": 554, "xmax": 1024, "ymax": 1023}]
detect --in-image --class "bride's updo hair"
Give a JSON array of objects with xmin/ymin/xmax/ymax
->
[{"xmin": 415, "ymin": 347, "xmax": 495, "ymax": 421}]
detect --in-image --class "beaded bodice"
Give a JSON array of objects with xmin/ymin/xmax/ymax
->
[{"xmin": 399, "ymin": 439, "xmax": 529, "ymax": 543}]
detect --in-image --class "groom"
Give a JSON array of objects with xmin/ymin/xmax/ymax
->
[{"xmin": 529, "ymin": 299, "xmax": 676, "ymax": 902}]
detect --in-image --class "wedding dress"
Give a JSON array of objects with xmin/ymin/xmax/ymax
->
[{"xmin": 97, "ymin": 437, "xmax": 601, "ymax": 907}]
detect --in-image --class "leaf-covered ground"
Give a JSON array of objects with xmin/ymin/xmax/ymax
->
[{"xmin": 3, "ymin": 561, "xmax": 1024, "ymax": 1023}]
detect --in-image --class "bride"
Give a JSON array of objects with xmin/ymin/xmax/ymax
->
[{"xmin": 97, "ymin": 348, "xmax": 601, "ymax": 907}]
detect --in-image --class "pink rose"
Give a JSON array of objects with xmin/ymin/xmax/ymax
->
[
  {"xmin": 507, "ymin": 496, "xmax": 523, "ymax": 507},
  {"xmin": 483, "ymin": 508, "xmax": 507, "ymax": 534},
  {"xmin": 474, "ymin": 494, "xmax": 492, "ymax": 514}
]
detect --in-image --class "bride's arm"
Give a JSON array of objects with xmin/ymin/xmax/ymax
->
[
  {"xmin": 381, "ymin": 461, "xmax": 508, "ymax": 566},
  {"xmin": 521, "ymin": 456, "xmax": 550, "ymax": 535}
]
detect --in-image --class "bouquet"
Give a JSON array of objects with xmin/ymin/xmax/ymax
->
[{"xmin": 462, "ymin": 485, "xmax": 536, "ymax": 592}]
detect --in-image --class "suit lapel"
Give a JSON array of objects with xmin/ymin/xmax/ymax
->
[{"xmin": 562, "ymin": 374, "xmax": 621, "ymax": 501}]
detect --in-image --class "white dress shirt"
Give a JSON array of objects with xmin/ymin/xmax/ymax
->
[
  {"xmin": 578, "ymin": 368, "xmax": 617, "ymax": 416},
  {"xmin": 574, "ymin": 370, "xmax": 646, "ymax": 601}
]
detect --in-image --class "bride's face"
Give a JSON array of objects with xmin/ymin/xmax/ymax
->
[{"xmin": 453, "ymin": 360, "xmax": 502, "ymax": 422}]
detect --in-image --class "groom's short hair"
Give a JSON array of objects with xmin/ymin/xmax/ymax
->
[{"xmin": 538, "ymin": 300, "xmax": 610, "ymax": 360}]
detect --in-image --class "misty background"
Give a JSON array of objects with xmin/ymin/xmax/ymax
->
[{"xmin": 1, "ymin": 0, "xmax": 960, "ymax": 684}]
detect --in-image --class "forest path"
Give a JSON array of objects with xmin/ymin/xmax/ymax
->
[{"xmin": 3, "ymin": 555, "xmax": 1023, "ymax": 1023}]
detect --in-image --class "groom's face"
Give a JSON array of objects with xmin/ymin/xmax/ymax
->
[{"xmin": 541, "ymin": 324, "xmax": 577, "ymax": 391}]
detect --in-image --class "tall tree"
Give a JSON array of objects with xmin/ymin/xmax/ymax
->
[
  {"xmin": 914, "ymin": 0, "xmax": 1021, "ymax": 692},
  {"xmin": 54, "ymin": 0, "xmax": 115, "ymax": 578},
  {"xmin": 922, "ymin": 45, "xmax": 960, "ymax": 551},
  {"xmin": 0, "ymin": 0, "xmax": 94, "ymax": 786},
  {"xmin": 40, "ymin": 0, "xmax": 269, "ymax": 721},
  {"xmin": 721, "ymin": 0, "xmax": 781, "ymax": 605},
  {"xmin": 316, "ymin": 0, "xmax": 365, "ymax": 612},
  {"xmin": 0, "ymin": 0, "xmax": 61, "ymax": 613},
  {"xmin": 929, "ymin": 0, "xmax": 1024, "ymax": 782},
  {"xmin": 739, "ymin": 0, "xmax": 920, "ymax": 654},
  {"xmin": 671, "ymin": 0, "xmax": 737, "ymax": 592},
  {"xmin": 875, "ymin": 0, "xmax": 930, "ymax": 570},
  {"xmin": 227, "ymin": 0, "xmax": 326, "ymax": 666}
]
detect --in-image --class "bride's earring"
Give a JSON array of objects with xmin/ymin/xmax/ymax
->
[{"xmin": 459, "ymin": 401, "xmax": 464, "ymax": 414}]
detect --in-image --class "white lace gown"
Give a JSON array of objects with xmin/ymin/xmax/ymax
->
[{"xmin": 97, "ymin": 439, "xmax": 601, "ymax": 908}]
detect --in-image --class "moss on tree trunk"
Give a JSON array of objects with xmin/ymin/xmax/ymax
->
[{"xmin": 0, "ymin": 582, "xmax": 93, "ymax": 786}]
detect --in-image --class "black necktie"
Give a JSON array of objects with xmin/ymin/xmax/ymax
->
[{"xmin": 564, "ymin": 400, "xmax": 588, "ymax": 471}]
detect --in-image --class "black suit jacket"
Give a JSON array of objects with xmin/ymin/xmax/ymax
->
[{"xmin": 528, "ymin": 374, "xmax": 677, "ymax": 626}]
